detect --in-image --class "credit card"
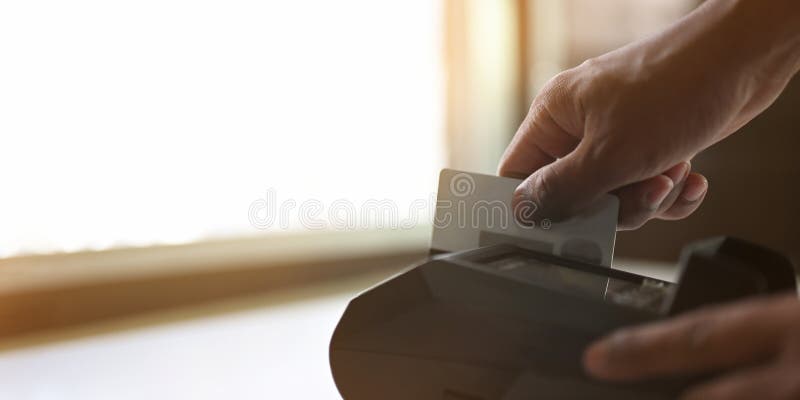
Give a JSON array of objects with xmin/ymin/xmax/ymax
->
[{"xmin": 431, "ymin": 169, "xmax": 619, "ymax": 266}]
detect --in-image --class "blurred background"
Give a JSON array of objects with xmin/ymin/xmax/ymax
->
[{"xmin": 0, "ymin": 0, "xmax": 797, "ymax": 398}]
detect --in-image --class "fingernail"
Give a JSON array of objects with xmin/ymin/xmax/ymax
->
[
  {"xmin": 646, "ymin": 179, "xmax": 673, "ymax": 211},
  {"xmin": 513, "ymin": 183, "xmax": 532, "ymax": 203},
  {"xmin": 682, "ymin": 177, "xmax": 708, "ymax": 202},
  {"xmin": 513, "ymin": 185, "xmax": 536, "ymax": 226}
]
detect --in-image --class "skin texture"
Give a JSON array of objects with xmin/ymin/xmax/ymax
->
[
  {"xmin": 584, "ymin": 294, "xmax": 800, "ymax": 400},
  {"xmin": 498, "ymin": 0, "xmax": 800, "ymax": 230},
  {"xmin": 496, "ymin": 0, "xmax": 800, "ymax": 396}
]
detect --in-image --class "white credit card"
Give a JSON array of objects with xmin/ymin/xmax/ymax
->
[{"xmin": 431, "ymin": 169, "xmax": 619, "ymax": 266}]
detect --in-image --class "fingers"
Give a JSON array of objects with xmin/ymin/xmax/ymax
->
[
  {"xmin": 680, "ymin": 364, "xmax": 800, "ymax": 400},
  {"xmin": 513, "ymin": 142, "xmax": 624, "ymax": 222},
  {"xmin": 655, "ymin": 162, "xmax": 691, "ymax": 214},
  {"xmin": 583, "ymin": 294, "xmax": 800, "ymax": 381},
  {"xmin": 615, "ymin": 174, "xmax": 675, "ymax": 230},
  {"xmin": 499, "ymin": 80, "xmax": 710, "ymax": 225},
  {"xmin": 613, "ymin": 162, "xmax": 708, "ymax": 230},
  {"xmin": 659, "ymin": 172, "xmax": 708, "ymax": 220},
  {"xmin": 499, "ymin": 78, "xmax": 614, "ymax": 222},
  {"xmin": 497, "ymin": 101, "xmax": 579, "ymax": 180},
  {"xmin": 498, "ymin": 101, "xmax": 583, "ymax": 221}
]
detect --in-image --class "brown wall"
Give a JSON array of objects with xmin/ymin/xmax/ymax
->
[{"xmin": 615, "ymin": 76, "xmax": 800, "ymax": 265}]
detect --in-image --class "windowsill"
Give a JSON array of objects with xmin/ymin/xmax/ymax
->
[
  {"xmin": 0, "ymin": 226, "xmax": 431, "ymax": 295},
  {"xmin": 0, "ymin": 227, "xmax": 431, "ymax": 339}
]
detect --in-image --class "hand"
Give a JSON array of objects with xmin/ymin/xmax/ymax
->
[
  {"xmin": 498, "ymin": 0, "xmax": 800, "ymax": 230},
  {"xmin": 583, "ymin": 293, "xmax": 800, "ymax": 399}
]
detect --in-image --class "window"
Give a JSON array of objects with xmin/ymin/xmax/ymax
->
[
  {"xmin": 0, "ymin": 1, "xmax": 444, "ymax": 257},
  {"xmin": 0, "ymin": 0, "xmax": 702, "ymax": 259}
]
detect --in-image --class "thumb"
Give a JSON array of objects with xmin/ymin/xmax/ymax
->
[{"xmin": 513, "ymin": 144, "xmax": 618, "ymax": 223}]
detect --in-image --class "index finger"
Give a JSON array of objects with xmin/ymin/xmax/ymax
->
[{"xmin": 497, "ymin": 101, "xmax": 579, "ymax": 179}]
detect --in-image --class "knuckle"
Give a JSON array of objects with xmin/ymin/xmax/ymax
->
[
  {"xmin": 534, "ymin": 70, "xmax": 574, "ymax": 110},
  {"xmin": 545, "ymin": 70, "xmax": 572, "ymax": 93},
  {"xmin": 578, "ymin": 56, "xmax": 600, "ymax": 71}
]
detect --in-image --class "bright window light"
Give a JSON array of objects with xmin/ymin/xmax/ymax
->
[{"xmin": 0, "ymin": 0, "xmax": 444, "ymax": 257}]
